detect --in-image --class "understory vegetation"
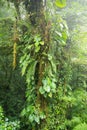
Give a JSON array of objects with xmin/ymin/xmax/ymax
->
[{"xmin": 0, "ymin": 0, "xmax": 87, "ymax": 130}]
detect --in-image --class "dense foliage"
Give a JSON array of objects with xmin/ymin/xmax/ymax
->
[{"xmin": 0, "ymin": 0, "xmax": 87, "ymax": 130}]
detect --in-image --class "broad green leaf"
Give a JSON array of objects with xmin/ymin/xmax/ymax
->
[
  {"xmin": 44, "ymin": 85, "xmax": 51, "ymax": 92},
  {"xmin": 35, "ymin": 46, "xmax": 40, "ymax": 52},
  {"xmin": 29, "ymin": 114, "xmax": 34, "ymax": 122},
  {"xmin": 40, "ymin": 113, "xmax": 46, "ymax": 119},
  {"xmin": 34, "ymin": 116, "xmax": 40, "ymax": 124},
  {"xmin": 26, "ymin": 60, "xmax": 37, "ymax": 84},
  {"xmin": 21, "ymin": 108, "xmax": 26, "ymax": 116},
  {"xmin": 40, "ymin": 41, "xmax": 44, "ymax": 45},
  {"xmin": 62, "ymin": 31, "xmax": 67, "ymax": 41},
  {"xmin": 21, "ymin": 61, "xmax": 28, "ymax": 76},
  {"xmin": 20, "ymin": 53, "xmax": 27, "ymax": 64},
  {"xmin": 55, "ymin": 0, "xmax": 66, "ymax": 8},
  {"xmin": 39, "ymin": 87, "xmax": 45, "ymax": 94},
  {"xmin": 34, "ymin": 35, "xmax": 41, "ymax": 43},
  {"xmin": 51, "ymin": 82, "xmax": 56, "ymax": 93},
  {"xmin": 42, "ymin": 79, "xmax": 47, "ymax": 86},
  {"xmin": 48, "ymin": 92, "xmax": 52, "ymax": 98},
  {"xmin": 35, "ymin": 42, "xmax": 39, "ymax": 47}
]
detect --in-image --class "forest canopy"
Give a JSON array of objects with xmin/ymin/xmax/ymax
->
[{"xmin": 0, "ymin": 0, "xmax": 87, "ymax": 130}]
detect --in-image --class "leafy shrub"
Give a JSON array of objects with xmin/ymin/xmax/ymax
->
[
  {"xmin": 0, "ymin": 106, "xmax": 20, "ymax": 130},
  {"xmin": 73, "ymin": 123, "xmax": 87, "ymax": 130}
]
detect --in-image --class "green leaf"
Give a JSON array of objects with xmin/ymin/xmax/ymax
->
[
  {"xmin": 62, "ymin": 31, "xmax": 67, "ymax": 41},
  {"xmin": 48, "ymin": 92, "xmax": 52, "ymax": 98},
  {"xmin": 55, "ymin": 31, "xmax": 62, "ymax": 37},
  {"xmin": 50, "ymin": 60, "xmax": 56, "ymax": 73},
  {"xmin": 21, "ymin": 61, "xmax": 29, "ymax": 76},
  {"xmin": 39, "ymin": 87, "xmax": 45, "ymax": 94},
  {"xmin": 42, "ymin": 79, "xmax": 47, "ymax": 86},
  {"xmin": 44, "ymin": 85, "xmax": 51, "ymax": 92},
  {"xmin": 35, "ymin": 42, "xmax": 39, "ymax": 47},
  {"xmin": 35, "ymin": 46, "xmax": 40, "ymax": 53},
  {"xmin": 26, "ymin": 60, "xmax": 37, "ymax": 84},
  {"xmin": 34, "ymin": 35, "xmax": 41, "ymax": 43},
  {"xmin": 51, "ymin": 82, "xmax": 56, "ymax": 93},
  {"xmin": 34, "ymin": 116, "xmax": 40, "ymax": 124},
  {"xmin": 40, "ymin": 41, "xmax": 44, "ymax": 45},
  {"xmin": 21, "ymin": 108, "xmax": 26, "ymax": 116},
  {"xmin": 29, "ymin": 114, "xmax": 34, "ymax": 122},
  {"xmin": 40, "ymin": 113, "xmax": 46, "ymax": 119},
  {"xmin": 55, "ymin": 0, "xmax": 66, "ymax": 8}
]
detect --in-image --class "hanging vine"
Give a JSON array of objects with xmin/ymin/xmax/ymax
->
[{"xmin": 13, "ymin": 18, "xmax": 19, "ymax": 69}]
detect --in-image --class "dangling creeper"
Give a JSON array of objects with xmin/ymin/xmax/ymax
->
[
  {"xmin": 13, "ymin": 42, "xmax": 17, "ymax": 69},
  {"xmin": 13, "ymin": 18, "xmax": 18, "ymax": 69}
]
